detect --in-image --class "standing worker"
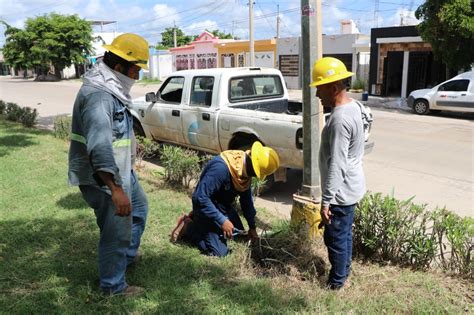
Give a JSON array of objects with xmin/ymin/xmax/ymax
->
[
  {"xmin": 310, "ymin": 57, "xmax": 366, "ymax": 290},
  {"xmin": 170, "ymin": 141, "xmax": 279, "ymax": 257},
  {"xmin": 68, "ymin": 33, "xmax": 150, "ymax": 296}
]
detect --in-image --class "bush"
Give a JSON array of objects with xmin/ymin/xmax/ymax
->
[
  {"xmin": 3, "ymin": 102, "xmax": 38, "ymax": 127},
  {"xmin": 354, "ymin": 192, "xmax": 473, "ymax": 277},
  {"xmin": 351, "ymin": 78, "xmax": 366, "ymax": 91},
  {"xmin": 135, "ymin": 136, "xmax": 161, "ymax": 169},
  {"xmin": 53, "ymin": 115, "xmax": 72, "ymax": 140},
  {"xmin": 19, "ymin": 107, "xmax": 38, "ymax": 127},
  {"xmin": 160, "ymin": 145, "xmax": 202, "ymax": 188},
  {"xmin": 432, "ymin": 208, "xmax": 473, "ymax": 277},
  {"xmin": 5, "ymin": 102, "xmax": 23, "ymax": 122},
  {"xmin": 0, "ymin": 100, "xmax": 6, "ymax": 115}
]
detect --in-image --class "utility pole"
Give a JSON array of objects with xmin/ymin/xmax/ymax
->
[
  {"xmin": 173, "ymin": 21, "xmax": 177, "ymax": 48},
  {"xmin": 276, "ymin": 4, "xmax": 280, "ymax": 39},
  {"xmin": 249, "ymin": 0, "xmax": 255, "ymax": 66},
  {"xmin": 291, "ymin": 0, "xmax": 323, "ymax": 239}
]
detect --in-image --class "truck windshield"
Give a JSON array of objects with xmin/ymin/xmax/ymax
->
[{"xmin": 229, "ymin": 75, "xmax": 283, "ymax": 102}]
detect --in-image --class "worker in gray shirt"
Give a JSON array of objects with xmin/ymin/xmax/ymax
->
[{"xmin": 310, "ymin": 57, "xmax": 366, "ymax": 290}]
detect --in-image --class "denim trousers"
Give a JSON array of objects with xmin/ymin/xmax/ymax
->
[
  {"xmin": 79, "ymin": 170, "xmax": 148, "ymax": 294},
  {"xmin": 323, "ymin": 204, "xmax": 355, "ymax": 288},
  {"xmin": 184, "ymin": 208, "xmax": 245, "ymax": 257}
]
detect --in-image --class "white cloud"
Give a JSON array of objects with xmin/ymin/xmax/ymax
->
[{"xmin": 183, "ymin": 20, "xmax": 219, "ymax": 36}]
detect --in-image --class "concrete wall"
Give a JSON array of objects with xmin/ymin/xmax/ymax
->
[
  {"xmin": 276, "ymin": 37, "xmax": 301, "ymax": 89},
  {"xmin": 149, "ymin": 52, "xmax": 173, "ymax": 80}
]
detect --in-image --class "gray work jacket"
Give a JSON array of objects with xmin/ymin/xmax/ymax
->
[{"xmin": 68, "ymin": 84, "xmax": 134, "ymax": 198}]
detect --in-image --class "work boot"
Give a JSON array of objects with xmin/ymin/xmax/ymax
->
[
  {"xmin": 170, "ymin": 214, "xmax": 192, "ymax": 243},
  {"xmin": 118, "ymin": 286, "xmax": 145, "ymax": 297}
]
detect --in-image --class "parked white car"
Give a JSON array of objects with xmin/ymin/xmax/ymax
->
[{"xmin": 407, "ymin": 70, "xmax": 474, "ymax": 115}]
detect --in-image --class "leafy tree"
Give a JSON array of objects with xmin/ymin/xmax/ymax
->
[
  {"xmin": 158, "ymin": 27, "xmax": 195, "ymax": 49},
  {"xmin": 0, "ymin": 23, "xmax": 34, "ymax": 77},
  {"xmin": 207, "ymin": 29, "xmax": 233, "ymax": 39},
  {"xmin": 415, "ymin": 0, "xmax": 474, "ymax": 73},
  {"xmin": 2, "ymin": 13, "xmax": 93, "ymax": 79}
]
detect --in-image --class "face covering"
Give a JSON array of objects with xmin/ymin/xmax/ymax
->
[{"xmin": 83, "ymin": 60, "xmax": 135, "ymax": 106}]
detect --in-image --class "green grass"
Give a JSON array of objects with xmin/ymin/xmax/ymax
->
[{"xmin": 0, "ymin": 118, "xmax": 472, "ymax": 314}]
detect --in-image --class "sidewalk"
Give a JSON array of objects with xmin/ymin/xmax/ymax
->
[{"xmin": 287, "ymin": 89, "xmax": 412, "ymax": 112}]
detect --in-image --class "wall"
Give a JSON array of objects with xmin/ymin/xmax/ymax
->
[{"xmin": 276, "ymin": 37, "xmax": 301, "ymax": 89}]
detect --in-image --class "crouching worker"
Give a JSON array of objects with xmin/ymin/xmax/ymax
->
[{"xmin": 170, "ymin": 141, "xmax": 279, "ymax": 257}]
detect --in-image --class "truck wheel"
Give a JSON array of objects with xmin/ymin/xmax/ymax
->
[
  {"xmin": 413, "ymin": 99, "xmax": 430, "ymax": 115},
  {"xmin": 133, "ymin": 119, "xmax": 146, "ymax": 137}
]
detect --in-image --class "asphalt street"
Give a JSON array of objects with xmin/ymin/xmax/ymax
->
[{"xmin": 1, "ymin": 76, "xmax": 472, "ymax": 217}]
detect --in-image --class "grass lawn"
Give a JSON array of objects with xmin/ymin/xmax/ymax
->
[{"xmin": 0, "ymin": 118, "xmax": 472, "ymax": 314}]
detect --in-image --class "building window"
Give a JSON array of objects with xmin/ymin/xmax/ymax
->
[{"xmin": 221, "ymin": 53, "xmax": 235, "ymax": 68}]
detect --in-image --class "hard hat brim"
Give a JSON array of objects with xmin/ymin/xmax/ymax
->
[
  {"xmin": 309, "ymin": 71, "xmax": 354, "ymax": 87},
  {"xmin": 250, "ymin": 141, "xmax": 265, "ymax": 181},
  {"xmin": 103, "ymin": 44, "xmax": 149, "ymax": 70}
]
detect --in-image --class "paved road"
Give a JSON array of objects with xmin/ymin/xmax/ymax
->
[{"xmin": 1, "ymin": 76, "xmax": 472, "ymax": 217}]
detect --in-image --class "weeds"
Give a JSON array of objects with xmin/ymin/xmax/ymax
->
[
  {"xmin": 135, "ymin": 136, "xmax": 161, "ymax": 169},
  {"xmin": 53, "ymin": 115, "xmax": 72, "ymax": 140}
]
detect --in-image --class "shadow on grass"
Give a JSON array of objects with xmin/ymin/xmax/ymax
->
[
  {"xmin": 56, "ymin": 192, "xmax": 88, "ymax": 210},
  {"xmin": 0, "ymin": 134, "xmax": 37, "ymax": 157},
  {"xmin": 0, "ymin": 216, "xmax": 309, "ymax": 313}
]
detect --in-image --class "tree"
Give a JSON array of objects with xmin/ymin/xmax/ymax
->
[
  {"xmin": 415, "ymin": 0, "xmax": 474, "ymax": 73},
  {"xmin": 0, "ymin": 22, "xmax": 34, "ymax": 77},
  {"xmin": 158, "ymin": 27, "xmax": 195, "ymax": 49},
  {"xmin": 2, "ymin": 13, "xmax": 93, "ymax": 79},
  {"xmin": 207, "ymin": 29, "xmax": 233, "ymax": 39}
]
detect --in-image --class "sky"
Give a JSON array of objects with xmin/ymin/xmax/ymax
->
[{"xmin": 0, "ymin": 0, "xmax": 424, "ymax": 47}]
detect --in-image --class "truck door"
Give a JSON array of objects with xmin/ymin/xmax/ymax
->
[
  {"xmin": 434, "ymin": 79, "xmax": 474, "ymax": 111},
  {"xmin": 143, "ymin": 76, "xmax": 186, "ymax": 144},
  {"xmin": 181, "ymin": 76, "xmax": 219, "ymax": 152}
]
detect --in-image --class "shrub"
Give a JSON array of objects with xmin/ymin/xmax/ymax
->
[
  {"xmin": 354, "ymin": 192, "xmax": 473, "ymax": 277},
  {"xmin": 351, "ymin": 78, "xmax": 366, "ymax": 91},
  {"xmin": 160, "ymin": 145, "xmax": 202, "ymax": 188},
  {"xmin": 0, "ymin": 100, "xmax": 6, "ymax": 115},
  {"xmin": 5, "ymin": 102, "xmax": 22, "ymax": 122},
  {"xmin": 53, "ymin": 115, "xmax": 72, "ymax": 140},
  {"xmin": 19, "ymin": 107, "xmax": 38, "ymax": 127},
  {"xmin": 135, "ymin": 136, "xmax": 161, "ymax": 169},
  {"xmin": 3, "ymin": 102, "xmax": 38, "ymax": 127},
  {"xmin": 432, "ymin": 208, "xmax": 473, "ymax": 277}
]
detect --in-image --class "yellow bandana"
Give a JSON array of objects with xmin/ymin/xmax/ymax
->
[{"xmin": 220, "ymin": 150, "xmax": 252, "ymax": 192}]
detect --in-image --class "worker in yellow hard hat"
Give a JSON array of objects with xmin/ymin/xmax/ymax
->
[
  {"xmin": 170, "ymin": 141, "xmax": 280, "ymax": 257},
  {"xmin": 311, "ymin": 57, "xmax": 367, "ymax": 290},
  {"xmin": 68, "ymin": 33, "xmax": 150, "ymax": 297}
]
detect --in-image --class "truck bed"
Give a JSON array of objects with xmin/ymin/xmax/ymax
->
[{"xmin": 229, "ymin": 99, "xmax": 303, "ymax": 115}]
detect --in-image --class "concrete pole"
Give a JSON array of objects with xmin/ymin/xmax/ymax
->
[
  {"xmin": 291, "ymin": 0, "xmax": 323, "ymax": 239},
  {"xmin": 276, "ymin": 4, "xmax": 280, "ymax": 39},
  {"xmin": 173, "ymin": 21, "xmax": 177, "ymax": 48},
  {"xmin": 249, "ymin": 0, "xmax": 255, "ymax": 66},
  {"xmin": 300, "ymin": 0, "xmax": 322, "ymax": 200}
]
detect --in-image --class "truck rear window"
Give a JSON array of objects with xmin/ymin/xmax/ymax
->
[{"xmin": 229, "ymin": 75, "xmax": 283, "ymax": 102}]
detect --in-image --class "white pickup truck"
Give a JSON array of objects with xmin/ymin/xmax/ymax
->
[{"xmin": 130, "ymin": 67, "xmax": 372, "ymax": 181}]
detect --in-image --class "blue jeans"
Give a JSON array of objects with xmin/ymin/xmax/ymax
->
[
  {"xmin": 184, "ymin": 208, "xmax": 245, "ymax": 257},
  {"xmin": 79, "ymin": 170, "xmax": 148, "ymax": 294},
  {"xmin": 323, "ymin": 204, "xmax": 355, "ymax": 289}
]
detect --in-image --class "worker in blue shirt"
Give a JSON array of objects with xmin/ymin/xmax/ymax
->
[{"xmin": 170, "ymin": 141, "xmax": 280, "ymax": 257}]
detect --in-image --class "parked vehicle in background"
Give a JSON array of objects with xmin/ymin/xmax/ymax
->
[
  {"xmin": 130, "ymin": 67, "xmax": 373, "ymax": 184},
  {"xmin": 408, "ymin": 70, "xmax": 474, "ymax": 115}
]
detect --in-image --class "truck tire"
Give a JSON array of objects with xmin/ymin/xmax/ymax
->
[
  {"xmin": 133, "ymin": 119, "xmax": 146, "ymax": 137},
  {"xmin": 413, "ymin": 99, "xmax": 430, "ymax": 115}
]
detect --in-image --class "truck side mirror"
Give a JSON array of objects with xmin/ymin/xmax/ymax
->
[{"xmin": 145, "ymin": 92, "xmax": 157, "ymax": 103}]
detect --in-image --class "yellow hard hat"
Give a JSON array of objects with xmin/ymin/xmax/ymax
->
[
  {"xmin": 309, "ymin": 57, "xmax": 354, "ymax": 87},
  {"xmin": 103, "ymin": 33, "xmax": 149, "ymax": 70},
  {"xmin": 250, "ymin": 141, "xmax": 280, "ymax": 181}
]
